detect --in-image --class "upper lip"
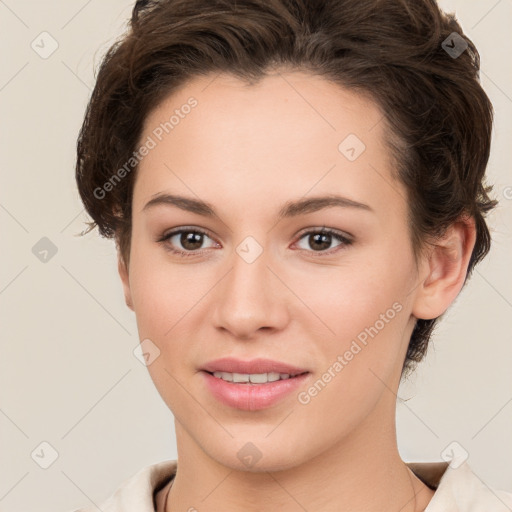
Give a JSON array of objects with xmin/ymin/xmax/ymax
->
[{"xmin": 201, "ymin": 357, "xmax": 309, "ymax": 375}]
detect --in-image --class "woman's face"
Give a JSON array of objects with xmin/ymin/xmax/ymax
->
[{"xmin": 120, "ymin": 70, "xmax": 427, "ymax": 471}]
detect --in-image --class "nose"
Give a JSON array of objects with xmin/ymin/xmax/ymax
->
[{"xmin": 211, "ymin": 242, "xmax": 290, "ymax": 340}]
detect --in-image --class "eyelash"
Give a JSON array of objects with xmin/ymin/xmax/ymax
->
[{"xmin": 156, "ymin": 226, "xmax": 353, "ymax": 258}]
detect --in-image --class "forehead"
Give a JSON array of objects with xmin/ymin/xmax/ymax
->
[
  {"xmin": 133, "ymin": 70, "xmax": 404, "ymax": 220},
  {"xmin": 142, "ymin": 70, "xmax": 386, "ymax": 145}
]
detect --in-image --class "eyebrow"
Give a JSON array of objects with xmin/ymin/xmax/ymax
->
[{"xmin": 142, "ymin": 193, "xmax": 374, "ymax": 218}]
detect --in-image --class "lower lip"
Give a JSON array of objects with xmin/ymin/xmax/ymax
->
[{"xmin": 201, "ymin": 371, "xmax": 310, "ymax": 411}]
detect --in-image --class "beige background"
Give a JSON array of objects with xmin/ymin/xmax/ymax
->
[{"xmin": 0, "ymin": 1, "xmax": 511, "ymax": 511}]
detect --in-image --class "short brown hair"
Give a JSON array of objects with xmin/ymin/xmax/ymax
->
[{"xmin": 75, "ymin": 0, "xmax": 498, "ymax": 378}]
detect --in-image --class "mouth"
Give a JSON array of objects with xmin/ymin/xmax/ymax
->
[
  {"xmin": 199, "ymin": 358, "xmax": 311, "ymax": 411},
  {"xmin": 203, "ymin": 370, "xmax": 309, "ymax": 384}
]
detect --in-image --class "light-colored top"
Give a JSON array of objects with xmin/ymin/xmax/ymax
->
[{"xmin": 70, "ymin": 459, "xmax": 512, "ymax": 511}]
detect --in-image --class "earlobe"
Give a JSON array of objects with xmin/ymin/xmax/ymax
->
[
  {"xmin": 411, "ymin": 215, "xmax": 476, "ymax": 321},
  {"xmin": 118, "ymin": 254, "xmax": 134, "ymax": 311}
]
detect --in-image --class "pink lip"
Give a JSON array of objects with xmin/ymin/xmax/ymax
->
[
  {"xmin": 201, "ymin": 371, "xmax": 310, "ymax": 411},
  {"xmin": 200, "ymin": 357, "xmax": 308, "ymax": 375}
]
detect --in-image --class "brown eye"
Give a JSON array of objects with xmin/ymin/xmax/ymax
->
[
  {"xmin": 178, "ymin": 231, "xmax": 204, "ymax": 251},
  {"xmin": 295, "ymin": 229, "xmax": 352, "ymax": 254},
  {"xmin": 157, "ymin": 227, "xmax": 218, "ymax": 257}
]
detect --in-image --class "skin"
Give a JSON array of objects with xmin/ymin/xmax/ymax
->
[{"xmin": 118, "ymin": 70, "xmax": 476, "ymax": 511}]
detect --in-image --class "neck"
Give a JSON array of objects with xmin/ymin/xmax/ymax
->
[{"xmin": 166, "ymin": 392, "xmax": 435, "ymax": 512}]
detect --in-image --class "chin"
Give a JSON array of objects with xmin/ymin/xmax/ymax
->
[{"xmin": 205, "ymin": 436, "xmax": 309, "ymax": 473}]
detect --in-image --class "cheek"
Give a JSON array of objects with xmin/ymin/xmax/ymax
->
[
  {"xmin": 294, "ymin": 244, "xmax": 414, "ymax": 380},
  {"xmin": 297, "ymin": 251, "xmax": 410, "ymax": 332},
  {"xmin": 128, "ymin": 236, "xmax": 204, "ymax": 336},
  {"xmin": 292, "ymin": 263, "xmax": 411, "ymax": 437}
]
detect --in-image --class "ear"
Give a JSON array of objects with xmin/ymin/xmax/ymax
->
[
  {"xmin": 411, "ymin": 215, "xmax": 477, "ymax": 320},
  {"xmin": 118, "ymin": 252, "xmax": 134, "ymax": 311}
]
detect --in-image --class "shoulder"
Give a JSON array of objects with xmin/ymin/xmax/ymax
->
[
  {"xmin": 408, "ymin": 459, "xmax": 512, "ymax": 511},
  {"xmin": 68, "ymin": 459, "xmax": 177, "ymax": 512}
]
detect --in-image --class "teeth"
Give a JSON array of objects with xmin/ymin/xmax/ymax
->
[{"xmin": 212, "ymin": 371, "xmax": 294, "ymax": 383}]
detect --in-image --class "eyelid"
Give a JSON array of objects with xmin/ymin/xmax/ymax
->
[
  {"xmin": 294, "ymin": 225, "xmax": 353, "ymax": 241},
  {"xmin": 158, "ymin": 226, "xmax": 215, "ymax": 241}
]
